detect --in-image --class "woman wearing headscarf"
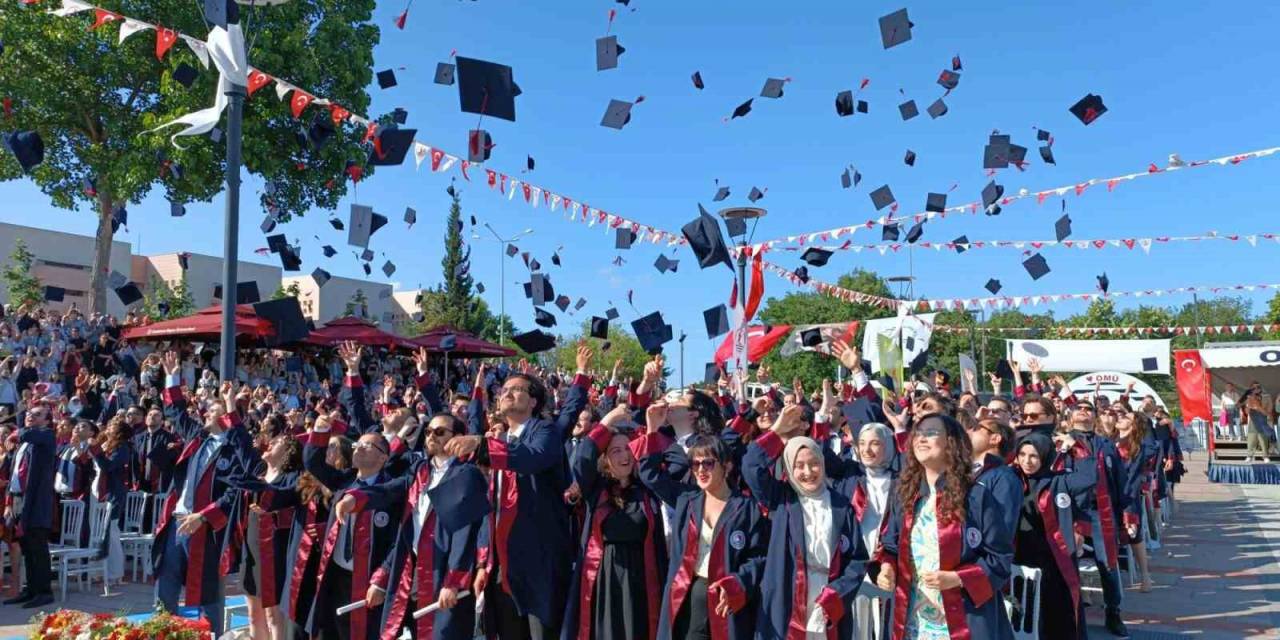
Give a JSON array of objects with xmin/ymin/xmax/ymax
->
[
  {"xmin": 850, "ymin": 423, "xmax": 896, "ymax": 640},
  {"xmin": 871, "ymin": 414, "xmax": 1015, "ymax": 640},
  {"xmin": 1011, "ymin": 432, "xmax": 1094, "ymax": 639},
  {"xmin": 636, "ymin": 403, "xmax": 768, "ymax": 640},
  {"xmin": 743, "ymin": 404, "xmax": 868, "ymax": 640}
]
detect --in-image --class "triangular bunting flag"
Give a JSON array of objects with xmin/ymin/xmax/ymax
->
[
  {"xmin": 247, "ymin": 69, "xmax": 273, "ymax": 97},
  {"xmin": 117, "ymin": 18, "xmax": 152, "ymax": 44},
  {"xmin": 290, "ymin": 90, "xmax": 315, "ymax": 118},
  {"xmin": 155, "ymin": 26, "xmax": 178, "ymax": 60}
]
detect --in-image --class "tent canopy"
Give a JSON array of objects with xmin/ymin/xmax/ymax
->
[
  {"xmin": 1198, "ymin": 341, "xmax": 1280, "ymax": 405},
  {"xmin": 304, "ymin": 316, "xmax": 417, "ymax": 351},
  {"xmin": 411, "ymin": 326, "xmax": 516, "ymax": 358},
  {"xmin": 122, "ymin": 304, "xmax": 274, "ymax": 342}
]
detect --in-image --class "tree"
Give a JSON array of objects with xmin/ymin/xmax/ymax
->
[
  {"xmin": 140, "ymin": 272, "xmax": 195, "ymax": 320},
  {"xmin": 271, "ymin": 281, "xmax": 301, "ymax": 300},
  {"xmin": 344, "ymin": 289, "xmax": 369, "ymax": 319},
  {"xmin": 551, "ymin": 321, "xmax": 654, "ymax": 379},
  {"xmin": 1, "ymin": 238, "xmax": 43, "ymax": 309},
  {"xmin": 432, "ymin": 189, "xmax": 476, "ymax": 330},
  {"xmin": 0, "ymin": 1, "xmax": 382, "ymax": 314}
]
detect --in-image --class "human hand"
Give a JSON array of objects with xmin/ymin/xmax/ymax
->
[
  {"xmin": 444, "ymin": 435, "xmax": 482, "ymax": 459},
  {"xmin": 473, "ymin": 568, "xmax": 489, "ymax": 595},
  {"xmin": 831, "ymin": 340, "xmax": 861, "ymax": 371},
  {"xmin": 575, "ymin": 345, "xmax": 593, "ymax": 373},
  {"xmin": 365, "ymin": 585, "xmax": 385, "ymax": 608},
  {"xmin": 876, "ymin": 563, "xmax": 896, "ymax": 591},
  {"xmin": 436, "ymin": 587, "xmax": 459, "ymax": 610},
  {"xmin": 333, "ymin": 494, "xmax": 358, "ymax": 521},
  {"xmin": 176, "ymin": 513, "xmax": 204, "ymax": 536},
  {"xmin": 645, "ymin": 402, "xmax": 668, "ymax": 434}
]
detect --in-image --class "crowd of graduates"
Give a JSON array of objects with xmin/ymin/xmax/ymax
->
[{"xmin": 0, "ymin": 301, "xmax": 1189, "ymax": 640}]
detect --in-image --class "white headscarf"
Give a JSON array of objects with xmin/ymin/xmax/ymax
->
[{"xmin": 784, "ymin": 436, "xmax": 836, "ymax": 634}]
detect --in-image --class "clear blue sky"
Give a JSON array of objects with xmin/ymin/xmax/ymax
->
[{"xmin": 4, "ymin": 0, "xmax": 1280, "ymax": 377}]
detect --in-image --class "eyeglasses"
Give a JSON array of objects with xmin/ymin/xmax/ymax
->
[
  {"xmin": 500, "ymin": 385, "xmax": 530, "ymax": 397},
  {"xmin": 426, "ymin": 427, "xmax": 452, "ymax": 438},
  {"xmin": 353, "ymin": 441, "xmax": 389, "ymax": 455},
  {"xmin": 689, "ymin": 459, "xmax": 719, "ymax": 471},
  {"xmin": 1022, "ymin": 411, "xmax": 1044, "ymax": 420}
]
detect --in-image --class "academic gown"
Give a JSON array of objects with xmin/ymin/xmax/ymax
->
[
  {"xmin": 743, "ymin": 432, "xmax": 869, "ymax": 640},
  {"xmin": 132, "ymin": 427, "xmax": 179, "ymax": 494},
  {"xmin": 237, "ymin": 470, "xmax": 301, "ymax": 608},
  {"xmin": 1014, "ymin": 467, "xmax": 1094, "ymax": 640},
  {"xmin": 871, "ymin": 475, "xmax": 1016, "ymax": 640},
  {"xmin": 847, "ymin": 467, "xmax": 897, "ymax": 640},
  {"xmin": 634, "ymin": 431, "xmax": 768, "ymax": 640},
  {"xmin": 561, "ymin": 426, "xmax": 668, "ymax": 640},
  {"xmin": 89, "ymin": 442, "xmax": 132, "ymax": 561},
  {"xmin": 1061, "ymin": 431, "xmax": 1115, "ymax": 569},
  {"xmin": 1116, "ymin": 439, "xmax": 1157, "ymax": 545},
  {"xmin": 54, "ymin": 443, "xmax": 95, "ymax": 546},
  {"xmin": 972, "ymin": 454, "xmax": 1024, "ymax": 537},
  {"xmin": 281, "ymin": 490, "xmax": 330, "ymax": 629},
  {"xmin": 353, "ymin": 456, "xmax": 488, "ymax": 640}
]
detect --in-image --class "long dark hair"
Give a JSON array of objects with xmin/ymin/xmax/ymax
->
[
  {"xmin": 686, "ymin": 389, "xmax": 725, "ymax": 436},
  {"xmin": 298, "ymin": 435, "xmax": 352, "ymax": 506},
  {"xmin": 897, "ymin": 414, "xmax": 973, "ymax": 526}
]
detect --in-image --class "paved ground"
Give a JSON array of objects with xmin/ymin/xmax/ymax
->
[{"xmin": 0, "ymin": 449, "xmax": 1275, "ymax": 639}]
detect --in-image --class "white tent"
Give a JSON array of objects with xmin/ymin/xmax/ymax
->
[{"xmin": 1196, "ymin": 341, "xmax": 1280, "ymax": 407}]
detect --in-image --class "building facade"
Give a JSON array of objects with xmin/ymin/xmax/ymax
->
[{"xmin": 0, "ymin": 222, "xmax": 133, "ymax": 316}]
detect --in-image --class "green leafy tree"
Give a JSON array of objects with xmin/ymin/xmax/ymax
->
[
  {"xmin": 271, "ymin": 281, "xmax": 301, "ymax": 300},
  {"xmin": 140, "ymin": 272, "xmax": 195, "ymax": 320},
  {"xmin": 0, "ymin": 1, "xmax": 382, "ymax": 314},
  {"xmin": 1, "ymin": 238, "xmax": 43, "ymax": 309},
  {"xmin": 344, "ymin": 288, "xmax": 368, "ymax": 318},
  {"xmin": 551, "ymin": 321, "xmax": 654, "ymax": 380}
]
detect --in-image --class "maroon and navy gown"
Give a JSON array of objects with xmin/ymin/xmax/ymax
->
[
  {"xmin": 280, "ymin": 488, "xmax": 331, "ymax": 631},
  {"xmin": 237, "ymin": 470, "xmax": 300, "ymax": 609},
  {"xmin": 1014, "ymin": 465, "xmax": 1095, "ymax": 640}
]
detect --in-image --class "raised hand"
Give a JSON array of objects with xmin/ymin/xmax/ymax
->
[
  {"xmin": 575, "ymin": 345, "xmax": 594, "ymax": 373},
  {"xmin": 645, "ymin": 402, "xmax": 668, "ymax": 434},
  {"xmin": 338, "ymin": 341, "xmax": 363, "ymax": 372},
  {"xmin": 162, "ymin": 350, "xmax": 181, "ymax": 375},
  {"xmin": 611, "ymin": 358, "xmax": 623, "ymax": 381},
  {"xmin": 1026, "ymin": 357, "xmax": 1042, "ymax": 374},
  {"xmin": 830, "ymin": 340, "xmax": 861, "ymax": 372}
]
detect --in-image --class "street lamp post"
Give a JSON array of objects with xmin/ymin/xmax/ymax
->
[
  {"xmin": 718, "ymin": 206, "xmax": 766, "ymax": 386},
  {"xmin": 483, "ymin": 223, "xmax": 533, "ymax": 346},
  {"xmin": 217, "ymin": 85, "xmax": 246, "ymax": 383}
]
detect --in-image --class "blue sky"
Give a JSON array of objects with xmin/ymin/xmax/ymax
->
[{"xmin": 4, "ymin": 0, "xmax": 1280, "ymax": 375}]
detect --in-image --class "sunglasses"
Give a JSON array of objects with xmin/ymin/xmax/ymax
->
[
  {"xmin": 426, "ymin": 427, "xmax": 453, "ymax": 438},
  {"xmin": 689, "ymin": 459, "xmax": 720, "ymax": 472},
  {"xmin": 913, "ymin": 425, "xmax": 945, "ymax": 439},
  {"xmin": 1022, "ymin": 411, "xmax": 1044, "ymax": 420},
  {"xmin": 353, "ymin": 441, "xmax": 389, "ymax": 455}
]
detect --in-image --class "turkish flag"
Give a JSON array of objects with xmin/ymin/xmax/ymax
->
[
  {"xmin": 247, "ymin": 70, "xmax": 273, "ymax": 97},
  {"xmin": 714, "ymin": 324, "xmax": 792, "ymax": 366},
  {"xmin": 90, "ymin": 9, "xmax": 122, "ymax": 31},
  {"xmin": 290, "ymin": 90, "xmax": 315, "ymax": 118},
  {"xmin": 1174, "ymin": 349, "xmax": 1211, "ymax": 423}
]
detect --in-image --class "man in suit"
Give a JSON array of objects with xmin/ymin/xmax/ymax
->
[{"xmin": 4, "ymin": 401, "xmax": 57, "ymax": 608}]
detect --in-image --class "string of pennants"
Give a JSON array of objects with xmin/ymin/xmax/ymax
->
[
  {"xmin": 759, "ymin": 258, "xmax": 1280, "ymax": 313},
  {"xmin": 750, "ymin": 145, "xmax": 1280, "ymax": 251},
  {"xmin": 771, "ymin": 229, "xmax": 1280, "ymax": 256},
  {"xmin": 930, "ymin": 324, "xmax": 1280, "ymax": 336},
  {"xmin": 42, "ymin": 0, "xmax": 689, "ymax": 250}
]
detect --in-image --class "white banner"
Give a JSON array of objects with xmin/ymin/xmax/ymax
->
[
  {"xmin": 862, "ymin": 313, "xmax": 937, "ymax": 374},
  {"xmin": 1198, "ymin": 344, "xmax": 1280, "ymax": 369},
  {"xmin": 1065, "ymin": 371, "xmax": 1168, "ymax": 408},
  {"xmin": 1006, "ymin": 338, "xmax": 1171, "ymax": 375}
]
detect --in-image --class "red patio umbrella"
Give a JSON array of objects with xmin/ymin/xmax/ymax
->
[
  {"xmin": 122, "ymin": 304, "xmax": 275, "ymax": 342},
  {"xmin": 412, "ymin": 326, "xmax": 516, "ymax": 358},
  {"xmin": 304, "ymin": 316, "xmax": 418, "ymax": 351}
]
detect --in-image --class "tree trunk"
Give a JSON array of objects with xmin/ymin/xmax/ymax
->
[{"xmin": 89, "ymin": 192, "xmax": 115, "ymax": 316}]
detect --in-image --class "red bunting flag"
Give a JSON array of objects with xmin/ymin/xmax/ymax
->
[
  {"xmin": 90, "ymin": 9, "xmax": 122, "ymax": 31},
  {"xmin": 394, "ymin": 10, "xmax": 408, "ymax": 30},
  {"xmin": 290, "ymin": 90, "xmax": 315, "ymax": 118},
  {"xmin": 329, "ymin": 104, "xmax": 350, "ymax": 125},
  {"xmin": 247, "ymin": 69, "xmax": 273, "ymax": 97},
  {"xmin": 155, "ymin": 27, "xmax": 177, "ymax": 60}
]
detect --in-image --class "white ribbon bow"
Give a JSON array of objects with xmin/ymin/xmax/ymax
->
[{"xmin": 146, "ymin": 25, "xmax": 248, "ymax": 149}]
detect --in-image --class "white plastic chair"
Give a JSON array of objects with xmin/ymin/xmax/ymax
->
[
  {"xmin": 56, "ymin": 501, "xmax": 111, "ymax": 600},
  {"xmin": 120, "ymin": 491, "xmax": 159, "ymax": 581},
  {"xmin": 122, "ymin": 492, "xmax": 146, "ymax": 534},
  {"xmin": 1004, "ymin": 564, "xmax": 1042, "ymax": 640}
]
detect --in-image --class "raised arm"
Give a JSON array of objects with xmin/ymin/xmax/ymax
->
[{"xmin": 553, "ymin": 345, "xmax": 594, "ymax": 438}]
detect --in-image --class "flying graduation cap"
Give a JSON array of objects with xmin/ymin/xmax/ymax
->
[
  {"xmin": 534, "ymin": 308, "xmax": 556, "ymax": 328},
  {"xmin": 731, "ymin": 99, "xmax": 753, "ymax": 119},
  {"xmin": 878, "ymin": 8, "xmax": 913, "ymax": 49},
  {"xmin": 926, "ymin": 192, "xmax": 947, "ymax": 213},
  {"xmin": 456, "ymin": 57, "xmax": 520, "ymax": 122},
  {"xmin": 1097, "ymin": 272, "xmax": 1110, "ymax": 294},
  {"xmin": 761, "ymin": 78, "xmax": 786, "ymax": 99},
  {"xmin": 692, "ymin": 71, "xmax": 704, "ymax": 90},
  {"xmin": 748, "ymin": 187, "xmax": 765, "ymax": 202},
  {"xmin": 631, "ymin": 311, "xmax": 673, "ymax": 354},
  {"xmin": 703, "ymin": 304, "xmax": 730, "ymax": 339},
  {"xmin": 512, "ymin": 329, "xmax": 556, "ymax": 354},
  {"xmin": 835, "ymin": 91, "xmax": 854, "ymax": 117},
  {"xmin": 926, "ymin": 98, "xmax": 948, "ymax": 119},
  {"xmin": 1022, "ymin": 253, "xmax": 1050, "ymax": 280},
  {"xmin": 682, "ymin": 205, "xmax": 732, "ymax": 271},
  {"xmin": 590, "ymin": 316, "xmax": 609, "ymax": 339},
  {"xmin": 1069, "ymin": 93, "xmax": 1107, "ymax": 125},
  {"xmin": 376, "ymin": 69, "xmax": 397, "ymax": 89},
  {"xmin": 899, "ymin": 100, "xmax": 919, "ymax": 121},
  {"xmin": 4, "ymin": 131, "xmax": 45, "ymax": 173},
  {"xmin": 368, "ymin": 128, "xmax": 417, "ymax": 166},
  {"xmin": 984, "ymin": 278, "xmax": 1002, "ymax": 295},
  {"xmin": 654, "ymin": 254, "xmax": 679, "ymax": 273},
  {"xmin": 1054, "ymin": 214, "xmax": 1072, "ymax": 241},
  {"xmin": 596, "ymin": 36, "xmax": 625, "ymax": 71},
  {"xmin": 800, "ymin": 248, "xmax": 833, "ymax": 267},
  {"xmin": 601, "ymin": 99, "xmax": 638, "ymax": 130},
  {"xmin": 869, "ymin": 185, "xmax": 895, "ymax": 210},
  {"xmin": 434, "ymin": 62, "xmax": 456, "ymax": 86},
  {"xmin": 347, "ymin": 204, "xmax": 388, "ymax": 248}
]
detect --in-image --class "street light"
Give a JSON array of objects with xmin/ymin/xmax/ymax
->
[
  {"xmin": 483, "ymin": 223, "xmax": 534, "ymax": 346},
  {"xmin": 718, "ymin": 207, "xmax": 766, "ymax": 386}
]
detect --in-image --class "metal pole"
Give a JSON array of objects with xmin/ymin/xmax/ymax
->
[
  {"xmin": 498, "ymin": 250, "xmax": 506, "ymax": 346},
  {"xmin": 218, "ymin": 86, "xmax": 246, "ymax": 383},
  {"xmin": 679, "ymin": 332, "xmax": 686, "ymax": 389},
  {"xmin": 737, "ymin": 250, "xmax": 748, "ymax": 308}
]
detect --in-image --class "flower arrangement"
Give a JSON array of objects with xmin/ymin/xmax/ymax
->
[{"xmin": 29, "ymin": 608, "xmax": 212, "ymax": 640}]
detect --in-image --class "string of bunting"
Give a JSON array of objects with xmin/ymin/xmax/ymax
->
[
  {"xmin": 759, "ymin": 258, "xmax": 1280, "ymax": 313},
  {"xmin": 931, "ymin": 324, "xmax": 1280, "ymax": 336},
  {"xmin": 751, "ymin": 145, "xmax": 1280, "ymax": 251},
  {"xmin": 42, "ymin": 0, "xmax": 690, "ymax": 249},
  {"xmin": 772, "ymin": 230, "xmax": 1280, "ymax": 256}
]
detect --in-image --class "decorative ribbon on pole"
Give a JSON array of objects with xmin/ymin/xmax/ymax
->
[{"xmin": 144, "ymin": 23, "xmax": 248, "ymax": 148}]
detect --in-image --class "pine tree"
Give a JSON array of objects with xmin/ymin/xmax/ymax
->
[
  {"xmin": 438, "ymin": 189, "xmax": 474, "ymax": 328},
  {"xmin": 1, "ymin": 239, "xmax": 44, "ymax": 310}
]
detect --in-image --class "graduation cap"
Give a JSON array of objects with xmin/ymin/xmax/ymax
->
[
  {"xmin": 266, "ymin": 233, "xmax": 288, "ymax": 254},
  {"xmin": 682, "ymin": 206, "xmax": 732, "ymax": 270},
  {"xmin": 601, "ymin": 99, "xmax": 635, "ymax": 130},
  {"xmin": 107, "ymin": 270, "xmax": 128, "ymax": 290},
  {"xmin": 654, "ymin": 254, "xmax": 678, "ymax": 274},
  {"xmin": 173, "ymin": 63, "xmax": 198, "ymax": 88},
  {"xmin": 512, "ymin": 329, "xmax": 556, "ymax": 354},
  {"xmin": 381, "ymin": 260, "xmax": 396, "ymax": 278},
  {"xmin": 347, "ymin": 205, "xmax": 388, "ymax": 248},
  {"xmin": 937, "ymin": 70, "xmax": 960, "ymax": 91},
  {"xmin": 554, "ymin": 295, "xmax": 571, "ymax": 312},
  {"xmin": 369, "ymin": 128, "xmax": 417, "ymax": 166},
  {"xmin": 835, "ymin": 90, "xmax": 854, "ymax": 117},
  {"xmin": 526, "ymin": 155, "xmax": 535, "ymax": 171},
  {"xmin": 177, "ymin": 253, "xmax": 191, "ymax": 270},
  {"xmin": 214, "ymin": 281, "xmax": 261, "ymax": 304},
  {"xmin": 904, "ymin": 150, "xmax": 916, "ymax": 166},
  {"xmin": 800, "ymin": 327, "xmax": 823, "ymax": 347},
  {"xmin": 318, "ymin": 245, "xmax": 336, "ymax": 258},
  {"xmin": 392, "ymin": 108, "xmax": 409, "ymax": 125},
  {"xmin": 1022, "ymin": 253, "xmax": 1050, "ymax": 280},
  {"xmin": 528, "ymin": 257, "xmax": 542, "ymax": 272},
  {"xmin": 761, "ymin": 78, "xmax": 786, "ymax": 98},
  {"xmin": 202, "ymin": 0, "xmax": 238, "ymax": 28},
  {"xmin": 703, "ymin": 363, "xmax": 721, "ymax": 385},
  {"xmin": 114, "ymin": 283, "xmax": 143, "ymax": 306},
  {"xmin": 253, "ymin": 297, "xmax": 309, "ymax": 346},
  {"xmin": 1054, "ymin": 214, "xmax": 1072, "ymax": 241},
  {"xmin": 403, "ymin": 207, "xmax": 417, "ymax": 226},
  {"xmin": 456, "ymin": 57, "xmax": 520, "ymax": 122},
  {"xmin": 898, "ymin": 100, "xmax": 918, "ymax": 121},
  {"xmin": 984, "ymin": 134, "xmax": 1010, "ymax": 169},
  {"xmin": 1069, "ymin": 93, "xmax": 1107, "ymax": 125},
  {"xmin": 724, "ymin": 216, "xmax": 747, "ymax": 238},
  {"xmin": 794, "ymin": 265, "xmax": 810, "ymax": 284},
  {"xmin": 476, "ymin": 282, "xmax": 486, "ymax": 294},
  {"xmin": 425, "ymin": 466, "xmax": 491, "ymax": 533},
  {"xmin": 692, "ymin": 71, "xmax": 704, "ymax": 90},
  {"xmin": 1008, "ymin": 144, "xmax": 1028, "ymax": 167},
  {"xmin": 878, "ymin": 9, "xmax": 913, "ymax": 49},
  {"xmin": 574, "ymin": 297, "xmax": 587, "ymax": 311},
  {"xmin": 311, "ymin": 267, "xmax": 331, "ymax": 288},
  {"xmin": 505, "ymin": 244, "xmax": 519, "ymax": 257},
  {"xmin": 1039, "ymin": 146, "xmax": 1056, "ymax": 165},
  {"xmin": 981, "ymin": 180, "xmax": 1004, "ymax": 211},
  {"xmin": 713, "ymin": 186, "xmax": 730, "ymax": 202},
  {"xmin": 360, "ymin": 248, "xmax": 374, "ymax": 262},
  {"xmin": 703, "ymin": 304, "xmax": 729, "ymax": 339},
  {"xmin": 882, "ymin": 223, "xmax": 900, "ymax": 242},
  {"xmin": 376, "ymin": 69, "xmax": 397, "ymax": 89},
  {"xmin": 731, "ymin": 99, "xmax": 753, "ymax": 119},
  {"xmin": 926, "ymin": 98, "xmax": 948, "ymax": 119},
  {"xmin": 1097, "ymin": 272, "xmax": 1110, "ymax": 294},
  {"xmin": 467, "ymin": 129, "xmax": 492, "ymax": 163},
  {"xmin": 279, "ymin": 245, "xmax": 302, "ymax": 272},
  {"xmin": 110, "ymin": 205, "xmax": 128, "ymax": 233},
  {"xmin": 362, "ymin": 263, "xmax": 371, "ymax": 276},
  {"xmin": 169, "ymin": 200, "xmax": 186, "ymax": 217},
  {"xmin": 615, "ymin": 228, "xmax": 636, "ymax": 249},
  {"xmin": 906, "ymin": 221, "xmax": 925, "ymax": 243},
  {"xmin": 526, "ymin": 273, "xmax": 552, "ymax": 305},
  {"xmin": 800, "ymin": 248, "xmax": 833, "ymax": 267},
  {"xmin": 631, "ymin": 311, "xmax": 673, "ymax": 354},
  {"xmin": 926, "ymin": 192, "xmax": 946, "ymax": 213},
  {"xmin": 952, "ymin": 235, "xmax": 969, "ymax": 254},
  {"xmin": 328, "ymin": 217, "xmax": 344, "ymax": 231},
  {"xmin": 590, "ymin": 316, "xmax": 609, "ymax": 339},
  {"xmin": 748, "ymin": 187, "xmax": 765, "ymax": 202},
  {"xmin": 43, "ymin": 286, "xmax": 65, "ymax": 303},
  {"xmin": 984, "ymin": 278, "xmax": 1002, "ymax": 295},
  {"xmin": 596, "ymin": 36, "xmax": 625, "ymax": 71},
  {"xmin": 534, "ymin": 308, "xmax": 556, "ymax": 328},
  {"xmin": 857, "ymin": 100, "xmax": 869, "ymax": 114},
  {"xmin": 259, "ymin": 213, "xmax": 277, "ymax": 235},
  {"xmin": 995, "ymin": 358, "xmax": 1016, "ymax": 380},
  {"xmin": 840, "ymin": 169, "xmax": 853, "ymax": 189},
  {"xmin": 869, "ymin": 185, "xmax": 895, "ymax": 210},
  {"xmin": 434, "ymin": 62, "xmax": 455, "ymax": 85}
]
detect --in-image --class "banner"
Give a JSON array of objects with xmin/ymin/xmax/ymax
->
[
  {"xmin": 714, "ymin": 324, "xmax": 792, "ymax": 366},
  {"xmin": 861, "ymin": 313, "xmax": 937, "ymax": 374},
  {"xmin": 1006, "ymin": 338, "xmax": 1171, "ymax": 375},
  {"xmin": 1065, "ymin": 371, "xmax": 1168, "ymax": 408},
  {"xmin": 778, "ymin": 321, "xmax": 860, "ymax": 357},
  {"xmin": 1197, "ymin": 344, "xmax": 1280, "ymax": 369},
  {"xmin": 932, "ymin": 323, "xmax": 1280, "ymax": 336},
  {"xmin": 1173, "ymin": 350, "xmax": 1212, "ymax": 422}
]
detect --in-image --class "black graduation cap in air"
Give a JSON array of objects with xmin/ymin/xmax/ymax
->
[
  {"xmin": 731, "ymin": 99, "xmax": 753, "ymax": 119},
  {"xmin": 574, "ymin": 298, "xmax": 587, "ymax": 311},
  {"xmin": 512, "ymin": 329, "xmax": 556, "ymax": 354},
  {"xmin": 833, "ymin": 90, "xmax": 854, "ymax": 117},
  {"xmin": 376, "ymin": 69, "xmax": 397, "ymax": 90},
  {"xmin": 748, "ymin": 187, "xmax": 765, "ymax": 202},
  {"xmin": 329, "ymin": 217, "xmax": 344, "ymax": 231},
  {"xmin": 505, "ymin": 244, "xmax": 519, "ymax": 257},
  {"xmin": 468, "ymin": 130, "xmax": 492, "ymax": 162},
  {"xmin": 926, "ymin": 98, "xmax": 948, "ymax": 119},
  {"xmin": 526, "ymin": 155, "xmax": 535, "ymax": 171},
  {"xmin": 43, "ymin": 286, "xmax": 65, "ymax": 303},
  {"xmin": 869, "ymin": 185, "xmax": 895, "ymax": 210},
  {"xmin": 984, "ymin": 134, "xmax": 1010, "ymax": 169},
  {"xmin": 434, "ymin": 62, "xmax": 455, "ymax": 86},
  {"xmin": 529, "ymin": 258, "xmax": 542, "ymax": 272},
  {"xmin": 253, "ymin": 297, "xmax": 309, "ymax": 346},
  {"xmin": 713, "ymin": 186, "xmax": 730, "ymax": 202},
  {"xmin": 260, "ymin": 213, "xmax": 277, "ymax": 235},
  {"xmin": 904, "ymin": 150, "xmax": 916, "ymax": 166},
  {"xmin": 214, "ymin": 282, "xmax": 261, "ymax": 304},
  {"xmin": 555, "ymin": 295, "xmax": 571, "ymax": 312},
  {"xmin": 173, "ymin": 63, "xmax": 198, "ymax": 88},
  {"xmin": 692, "ymin": 71, "xmax": 704, "ymax": 90},
  {"xmin": 106, "ymin": 270, "xmax": 128, "ymax": 291},
  {"xmin": 321, "ymin": 245, "xmax": 337, "ymax": 258},
  {"xmin": 362, "ymin": 263, "xmax": 371, "ymax": 276},
  {"xmin": 841, "ymin": 169, "xmax": 853, "ymax": 189},
  {"xmin": 761, "ymin": 78, "xmax": 786, "ymax": 99},
  {"xmin": 114, "ymin": 283, "xmax": 143, "ymax": 306},
  {"xmin": 800, "ymin": 328, "xmax": 823, "ymax": 347},
  {"xmin": 856, "ymin": 100, "xmax": 869, "ymax": 114},
  {"xmin": 1039, "ymin": 146, "xmax": 1056, "ymax": 165},
  {"xmin": 682, "ymin": 205, "xmax": 732, "ymax": 271},
  {"xmin": 476, "ymin": 282, "xmax": 486, "ymax": 294},
  {"xmin": 703, "ymin": 304, "xmax": 730, "ymax": 339},
  {"xmin": 311, "ymin": 268, "xmax": 331, "ymax": 288},
  {"xmin": 590, "ymin": 316, "xmax": 609, "ymax": 339},
  {"xmin": 534, "ymin": 308, "xmax": 556, "ymax": 328},
  {"xmin": 177, "ymin": 253, "xmax": 191, "ymax": 270},
  {"xmin": 606, "ymin": 307, "xmax": 620, "ymax": 321},
  {"xmin": 794, "ymin": 266, "xmax": 810, "ymax": 284},
  {"xmin": 392, "ymin": 108, "xmax": 409, "ymax": 125},
  {"xmin": 266, "ymin": 233, "xmax": 288, "ymax": 254},
  {"xmin": 1069, "ymin": 93, "xmax": 1107, "ymax": 125},
  {"xmin": 347, "ymin": 205, "xmax": 388, "ymax": 248},
  {"xmin": 981, "ymin": 181, "xmax": 1004, "ymax": 213},
  {"xmin": 403, "ymin": 207, "xmax": 417, "ymax": 226},
  {"xmin": 369, "ymin": 128, "xmax": 417, "ymax": 166},
  {"xmin": 202, "ymin": 0, "xmax": 238, "ymax": 28},
  {"xmin": 596, "ymin": 36, "xmax": 625, "ymax": 71},
  {"xmin": 984, "ymin": 278, "xmax": 1002, "ymax": 295},
  {"xmin": 169, "ymin": 200, "xmax": 186, "ymax": 217},
  {"xmin": 1022, "ymin": 253, "xmax": 1050, "ymax": 280},
  {"xmin": 800, "ymin": 248, "xmax": 833, "ymax": 267},
  {"xmin": 631, "ymin": 311, "xmax": 673, "ymax": 354},
  {"xmin": 280, "ymin": 245, "xmax": 303, "ymax": 272},
  {"xmin": 926, "ymin": 193, "xmax": 946, "ymax": 213},
  {"xmin": 526, "ymin": 273, "xmax": 553, "ymax": 305},
  {"xmin": 601, "ymin": 99, "xmax": 635, "ymax": 130},
  {"xmin": 1097, "ymin": 273, "xmax": 1110, "ymax": 293},
  {"xmin": 937, "ymin": 70, "xmax": 960, "ymax": 91},
  {"xmin": 1054, "ymin": 214, "xmax": 1072, "ymax": 242},
  {"xmin": 456, "ymin": 57, "xmax": 520, "ymax": 122},
  {"xmin": 654, "ymin": 255, "xmax": 678, "ymax": 274},
  {"xmin": 382, "ymin": 261, "xmax": 396, "ymax": 278},
  {"xmin": 111, "ymin": 205, "xmax": 128, "ymax": 233},
  {"xmin": 906, "ymin": 221, "xmax": 925, "ymax": 244},
  {"xmin": 899, "ymin": 100, "xmax": 918, "ymax": 121},
  {"xmin": 615, "ymin": 228, "xmax": 636, "ymax": 250},
  {"xmin": 882, "ymin": 223, "xmax": 900, "ymax": 242},
  {"xmin": 703, "ymin": 363, "xmax": 721, "ymax": 384},
  {"xmin": 724, "ymin": 216, "xmax": 747, "ymax": 238},
  {"xmin": 878, "ymin": 8, "xmax": 913, "ymax": 49},
  {"xmin": 952, "ymin": 235, "xmax": 970, "ymax": 254}
]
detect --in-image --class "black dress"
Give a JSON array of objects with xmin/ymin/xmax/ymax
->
[{"xmin": 593, "ymin": 487, "xmax": 651, "ymax": 640}]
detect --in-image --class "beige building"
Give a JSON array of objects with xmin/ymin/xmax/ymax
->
[
  {"xmin": 134, "ymin": 252, "xmax": 283, "ymax": 309},
  {"xmin": 283, "ymin": 273, "xmax": 398, "ymax": 330},
  {"xmin": 0, "ymin": 222, "xmax": 134, "ymax": 316}
]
